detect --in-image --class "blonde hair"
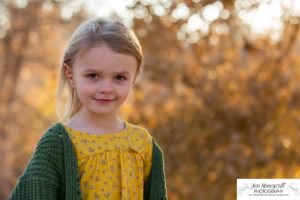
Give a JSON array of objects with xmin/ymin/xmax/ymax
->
[{"xmin": 56, "ymin": 18, "xmax": 143, "ymax": 122}]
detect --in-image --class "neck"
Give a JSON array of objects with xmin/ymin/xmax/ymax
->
[{"xmin": 65, "ymin": 108, "xmax": 124, "ymax": 134}]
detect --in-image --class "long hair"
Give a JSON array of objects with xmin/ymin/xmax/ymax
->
[{"xmin": 56, "ymin": 18, "xmax": 143, "ymax": 122}]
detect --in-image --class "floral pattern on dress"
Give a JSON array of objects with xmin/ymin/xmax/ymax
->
[{"xmin": 65, "ymin": 122, "xmax": 153, "ymax": 200}]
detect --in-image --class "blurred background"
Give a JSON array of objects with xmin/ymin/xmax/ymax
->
[{"xmin": 1, "ymin": 0, "xmax": 300, "ymax": 199}]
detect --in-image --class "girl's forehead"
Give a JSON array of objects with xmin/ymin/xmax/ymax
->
[
  {"xmin": 73, "ymin": 44, "xmax": 138, "ymax": 73},
  {"xmin": 76, "ymin": 44, "xmax": 135, "ymax": 61}
]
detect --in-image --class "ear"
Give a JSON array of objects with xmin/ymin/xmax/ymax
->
[
  {"xmin": 132, "ymin": 70, "xmax": 141, "ymax": 86},
  {"xmin": 64, "ymin": 63, "xmax": 76, "ymax": 88}
]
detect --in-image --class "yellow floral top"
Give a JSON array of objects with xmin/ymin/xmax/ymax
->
[{"xmin": 64, "ymin": 122, "xmax": 153, "ymax": 200}]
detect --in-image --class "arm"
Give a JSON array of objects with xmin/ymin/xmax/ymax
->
[
  {"xmin": 8, "ymin": 129, "xmax": 65, "ymax": 200},
  {"xmin": 144, "ymin": 139, "xmax": 168, "ymax": 200}
]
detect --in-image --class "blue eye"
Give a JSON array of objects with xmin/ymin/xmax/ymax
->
[
  {"xmin": 115, "ymin": 75, "xmax": 127, "ymax": 81},
  {"xmin": 87, "ymin": 74, "xmax": 98, "ymax": 80}
]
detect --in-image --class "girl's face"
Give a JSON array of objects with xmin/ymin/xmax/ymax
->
[{"xmin": 65, "ymin": 44, "xmax": 138, "ymax": 118}]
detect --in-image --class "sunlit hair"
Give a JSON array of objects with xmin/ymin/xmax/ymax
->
[{"xmin": 56, "ymin": 18, "xmax": 143, "ymax": 122}]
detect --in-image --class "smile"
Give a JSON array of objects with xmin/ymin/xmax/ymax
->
[{"xmin": 93, "ymin": 98, "xmax": 116, "ymax": 103}]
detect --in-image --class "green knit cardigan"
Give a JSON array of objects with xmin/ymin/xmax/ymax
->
[{"xmin": 8, "ymin": 123, "xmax": 167, "ymax": 200}]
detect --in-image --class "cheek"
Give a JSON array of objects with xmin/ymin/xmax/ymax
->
[
  {"xmin": 75, "ymin": 83, "xmax": 94, "ymax": 98},
  {"xmin": 117, "ymin": 84, "xmax": 132, "ymax": 97}
]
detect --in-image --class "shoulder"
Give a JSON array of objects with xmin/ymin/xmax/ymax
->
[
  {"xmin": 34, "ymin": 123, "xmax": 67, "ymax": 153},
  {"xmin": 38, "ymin": 123, "xmax": 65, "ymax": 142},
  {"xmin": 126, "ymin": 122, "xmax": 153, "ymax": 153},
  {"xmin": 17, "ymin": 123, "xmax": 67, "ymax": 182},
  {"xmin": 127, "ymin": 122, "xmax": 153, "ymax": 142}
]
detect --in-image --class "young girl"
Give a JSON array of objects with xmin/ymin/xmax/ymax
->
[{"xmin": 9, "ymin": 18, "xmax": 167, "ymax": 200}]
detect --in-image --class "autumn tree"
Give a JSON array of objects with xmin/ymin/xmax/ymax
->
[
  {"xmin": 1, "ymin": 0, "xmax": 300, "ymax": 199},
  {"xmin": 0, "ymin": 0, "xmax": 84, "ymax": 198},
  {"xmin": 127, "ymin": 0, "xmax": 300, "ymax": 199}
]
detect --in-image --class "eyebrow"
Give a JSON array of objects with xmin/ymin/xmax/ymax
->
[
  {"xmin": 83, "ymin": 69, "xmax": 130, "ymax": 75},
  {"xmin": 113, "ymin": 71, "xmax": 130, "ymax": 75}
]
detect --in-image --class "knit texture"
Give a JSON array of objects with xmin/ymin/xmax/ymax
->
[{"xmin": 8, "ymin": 123, "xmax": 167, "ymax": 200}]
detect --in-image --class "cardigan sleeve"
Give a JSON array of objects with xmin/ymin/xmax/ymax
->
[
  {"xmin": 8, "ymin": 129, "xmax": 65, "ymax": 200},
  {"xmin": 144, "ymin": 139, "xmax": 168, "ymax": 200}
]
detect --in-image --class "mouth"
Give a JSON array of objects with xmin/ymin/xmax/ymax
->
[{"xmin": 93, "ymin": 98, "xmax": 116, "ymax": 103}]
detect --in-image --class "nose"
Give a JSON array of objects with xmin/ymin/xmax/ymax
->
[{"xmin": 98, "ymin": 79, "xmax": 113, "ymax": 93}]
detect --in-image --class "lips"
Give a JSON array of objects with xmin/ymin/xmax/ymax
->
[{"xmin": 93, "ymin": 98, "xmax": 116, "ymax": 103}]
